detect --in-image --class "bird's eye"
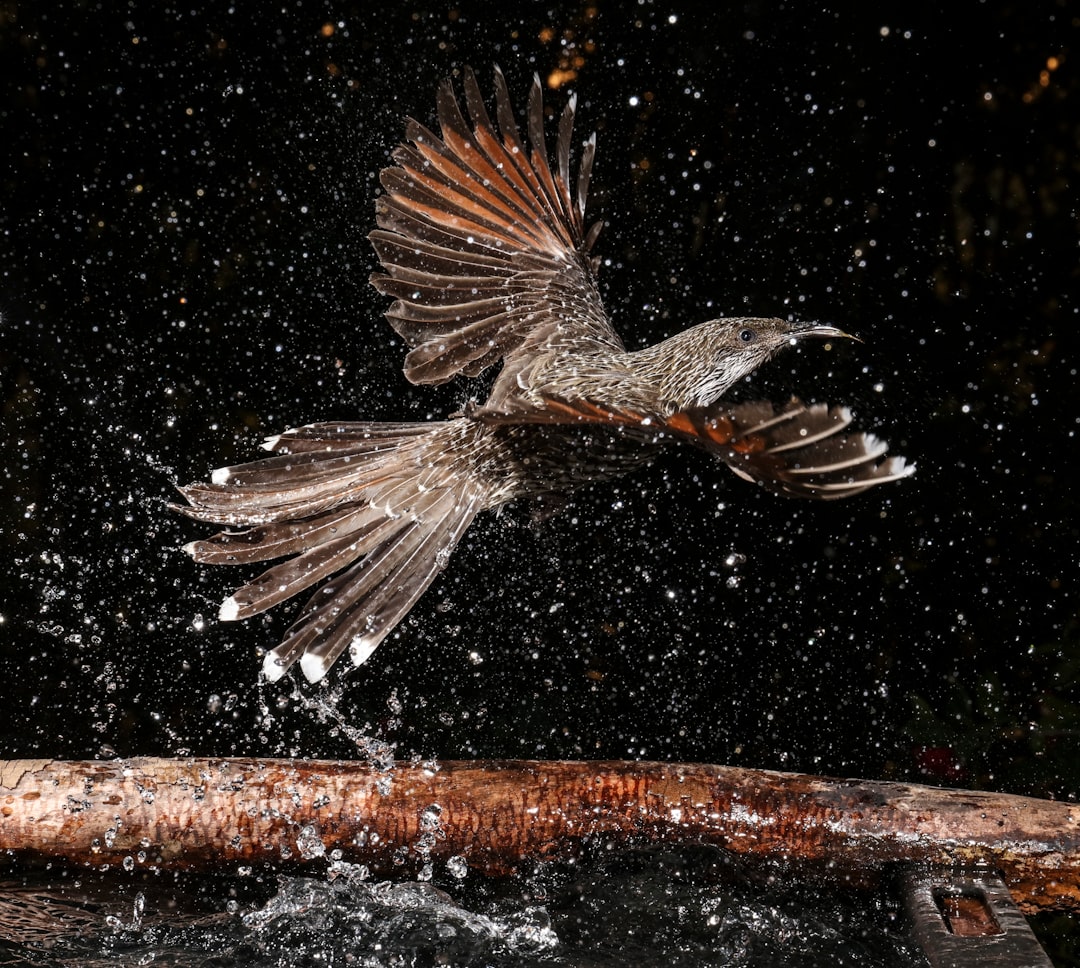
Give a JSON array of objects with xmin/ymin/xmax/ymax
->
[{"xmin": 738, "ymin": 328, "xmax": 756, "ymax": 343}]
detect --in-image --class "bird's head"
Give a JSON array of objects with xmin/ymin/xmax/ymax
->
[{"xmin": 636, "ymin": 317, "xmax": 855, "ymax": 412}]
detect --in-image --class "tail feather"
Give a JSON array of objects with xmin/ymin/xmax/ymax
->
[
  {"xmin": 220, "ymin": 513, "xmax": 406, "ymax": 622},
  {"xmin": 264, "ymin": 421, "xmax": 436, "ymax": 451},
  {"xmin": 263, "ymin": 517, "xmax": 433, "ymax": 683},
  {"xmin": 204, "ymin": 451, "xmax": 397, "ymax": 490},
  {"xmin": 171, "ymin": 423, "xmax": 447, "ymax": 525},
  {"xmin": 183, "ymin": 504, "xmax": 385, "ymax": 566},
  {"xmin": 176, "ymin": 468, "xmax": 394, "ymax": 522},
  {"xmin": 176, "ymin": 420, "xmax": 483, "ymax": 683},
  {"xmin": 278, "ymin": 492, "xmax": 481, "ymax": 682}
]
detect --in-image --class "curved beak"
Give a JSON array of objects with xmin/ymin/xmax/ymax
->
[{"xmin": 789, "ymin": 321, "xmax": 861, "ymax": 343}]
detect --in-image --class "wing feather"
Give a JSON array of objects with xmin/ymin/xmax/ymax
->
[
  {"xmin": 687, "ymin": 398, "xmax": 916, "ymax": 500},
  {"xmin": 370, "ymin": 66, "xmax": 620, "ymax": 388}
]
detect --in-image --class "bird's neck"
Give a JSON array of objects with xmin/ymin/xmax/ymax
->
[
  {"xmin": 488, "ymin": 330, "xmax": 711, "ymax": 418},
  {"xmin": 616, "ymin": 330, "xmax": 713, "ymax": 413}
]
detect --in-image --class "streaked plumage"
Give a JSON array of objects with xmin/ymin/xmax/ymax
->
[{"xmin": 175, "ymin": 67, "xmax": 914, "ymax": 683}]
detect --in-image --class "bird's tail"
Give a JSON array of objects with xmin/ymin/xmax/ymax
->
[
  {"xmin": 691, "ymin": 397, "xmax": 915, "ymax": 499},
  {"xmin": 174, "ymin": 420, "xmax": 485, "ymax": 683}
]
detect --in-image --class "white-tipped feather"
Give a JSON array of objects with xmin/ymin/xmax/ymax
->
[
  {"xmin": 211, "ymin": 467, "xmax": 232, "ymax": 485},
  {"xmin": 219, "ymin": 595, "xmax": 241, "ymax": 621},
  {"xmin": 262, "ymin": 649, "xmax": 290, "ymax": 682},
  {"xmin": 877, "ymin": 458, "xmax": 916, "ymax": 483},
  {"xmin": 349, "ymin": 634, "xmax": 379, "ymax": 668},
  {"xmin": 300, "ymin": 651, "xmax": 332, "ymax": 683}
]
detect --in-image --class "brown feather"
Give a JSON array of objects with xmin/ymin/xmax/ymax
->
[
  {"xmin": 369, "ymin": 67, "xmax": 619, "ymax": 387},
  {"xmin": 689, "ymin": 398, "xmax": 913, "ymax": 500}
]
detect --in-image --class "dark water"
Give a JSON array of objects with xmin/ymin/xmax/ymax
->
[{"xmin": 0, "ymin": 848, "xmax": 919, "ymax": 967}]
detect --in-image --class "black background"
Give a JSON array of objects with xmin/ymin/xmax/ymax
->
[{"xmin": 1, "ymin": 2, "xmax": 1077, "ymax": 803}]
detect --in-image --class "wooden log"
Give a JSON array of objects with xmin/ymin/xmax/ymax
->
[{"xmin": 2, "ymin": 758, "xmax": 1078, "ymax": 913}]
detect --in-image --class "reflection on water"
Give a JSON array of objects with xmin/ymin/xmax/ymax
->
[{"xmin": 0, "ymin": 847, "xmax": 918, "ymax": 966}]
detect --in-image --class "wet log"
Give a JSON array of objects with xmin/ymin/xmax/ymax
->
[{"xmin": 2, "ymin": 758, "xmax": 1078, "ymax": 913}]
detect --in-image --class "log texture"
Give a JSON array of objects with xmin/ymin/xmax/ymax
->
[{"xmin": 2, "ymin": 758, "xmax": 1078, "ymax": 912}]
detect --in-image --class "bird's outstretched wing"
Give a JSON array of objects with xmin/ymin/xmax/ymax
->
[
  {"xmin": 515, "ymin": 395, "xmax": 915, "ymax": 500},
  {"xmin": 369, "ymin": 66, "xmax": 620, "ymax": 387},
  {"xmin": 673, "ymin": 398, "xmax": 915, "ymax": 499}
]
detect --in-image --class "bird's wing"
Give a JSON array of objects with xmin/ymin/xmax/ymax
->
[
  {"xmin": 500, "ymin": 395, "xmax": 915, "ymax": 500},
  {"xmin": 668, "ymin": 398, "xmax": 915, "ymax": 499},
  {"xmin": 369, "ymin": 66, "xmax": 621, "ymax": 387}
]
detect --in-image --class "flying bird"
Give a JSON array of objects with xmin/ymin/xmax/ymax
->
[{"xmin": 175, "ymin": 67, "xmax": 913, "ymax": 683}]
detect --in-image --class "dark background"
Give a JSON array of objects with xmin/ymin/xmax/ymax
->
[{"xmin": 1, "ymin": 2, "xmax": 1076, "ymax": 802}]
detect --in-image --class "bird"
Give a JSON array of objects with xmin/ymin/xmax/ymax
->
[{"xmin": 174, "ymin": 66, "xmax": 914, "ymax": 684}]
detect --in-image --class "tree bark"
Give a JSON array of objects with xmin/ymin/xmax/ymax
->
[{"xmin": 2, "ymin": 758, "xmax": 1078, "ymax": 913}]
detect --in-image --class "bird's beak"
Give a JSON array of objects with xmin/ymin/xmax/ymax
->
[{"xmin": 788, "ymin": 322, "xmax": 861, "ymax": 343}]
